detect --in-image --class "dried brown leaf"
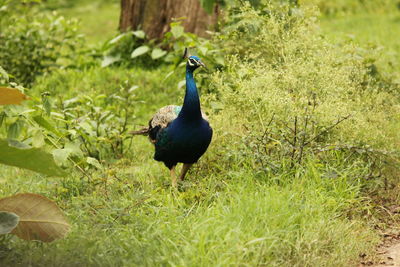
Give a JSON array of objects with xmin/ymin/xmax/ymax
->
[{"xmin": 0, "ymin": 193, "xmax": 70, "ymax": 242}]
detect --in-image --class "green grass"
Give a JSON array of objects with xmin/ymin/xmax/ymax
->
[
  {"xmin": 320, "ymin": 13, "xmax": 400, "ymax": 74},
  {"xmin": 57, "ymin": 1, "xmax": 120, "ymax": 45},
  {"xmin": 0, "ymin": 151, "xmax": 378, "ymax": 266}
]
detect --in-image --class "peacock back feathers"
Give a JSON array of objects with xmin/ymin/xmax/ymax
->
[{"xmin": 147, "ymin": 105, "xmax": 209, "ymax": 142}]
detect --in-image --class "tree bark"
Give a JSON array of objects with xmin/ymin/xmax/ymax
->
[{"xmin": 119, "ymin": 0, "xmax": 219, "ymax": 39}]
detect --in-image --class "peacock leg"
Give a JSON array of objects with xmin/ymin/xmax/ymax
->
[
  {"xmin": 179, "ymin": 163, "xmax": 193, "ymax": 182},
  {"xmin": 170, "ymin": 166, "xmax": 177, "ymax": 187}
]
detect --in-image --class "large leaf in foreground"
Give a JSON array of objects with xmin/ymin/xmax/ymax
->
[
  {"xmin": 0, "ymin": 87, "xmax": 28, "ymax": 105},
  {"xmin": 0, "ymin": 211, "xmax": 19, "ymax": 234},
  {"xmin": 0, "ymin": 193, "xmax": 70, "ymax": 242},
  {"xmin": 0, "ymin": 139, "xmax": 66, "ymax": 176}
]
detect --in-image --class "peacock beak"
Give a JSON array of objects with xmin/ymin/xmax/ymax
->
[{"xmin": 199, "ymin": 61, "xmax": 206, "ymax": 68}]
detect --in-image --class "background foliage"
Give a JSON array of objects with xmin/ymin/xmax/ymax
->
[{"xmin": 0, "ymin": 2, "xmax": 84, "ymax": 86}]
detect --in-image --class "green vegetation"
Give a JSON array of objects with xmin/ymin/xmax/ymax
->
[
  {"xmin": 321, "ymin": 13, "xmax": 400, "ymax": 74},
  {"xmin": 56, "ymin": 1, "xmax": 120, "ymax": 45},
  {"xmin": 0, "ymin": 0, "xmax": 399, "ymax": 266}
]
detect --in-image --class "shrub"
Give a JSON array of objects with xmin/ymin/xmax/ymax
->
[
  {"xmin": 100, "ymin": 22, "xmax": 224, "ymax": 71},
  {"xmin": 0, "ymin": 3, "xmax": 83, "ymax": 86},
  {"xmin": 205, "ymin": 2, "xmax": 400, "ymax": 184}
]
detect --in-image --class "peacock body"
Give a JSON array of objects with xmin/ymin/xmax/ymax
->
[{"xmin": 134, "ymin": 53, "xmax": 212, "ymax": 186}]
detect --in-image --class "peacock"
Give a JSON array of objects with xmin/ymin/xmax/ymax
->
[{"xmin": 133, "ymin": 48, "xmax": 213, "ymax": 186}]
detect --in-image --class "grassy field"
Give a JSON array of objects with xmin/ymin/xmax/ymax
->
[
  {"xmin": 1, "ymin": 2, "xmax": 400, "ymax": 267},
  {"xmin": 57, "ymin": 1, "xmax": 120, "ymax": 46},
  {"xmin": 321, "ymin": 13, "xmax": 400, "ymax": 75}
]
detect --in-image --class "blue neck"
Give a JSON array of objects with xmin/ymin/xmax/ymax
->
[{"xmin": 178, "ymin": 67, "xmax": 201, "ymax": 121}]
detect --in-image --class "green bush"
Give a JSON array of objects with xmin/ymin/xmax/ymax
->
[
  {"xmin": 0, "ymin": 5, "xmax": 83, "ymax": 86},
  {"xmin": 100, "ymin": 22, "xmax": 224, "ymax": 71},
  {"xmin": 205, "ymin": 2, "xmax": 399, "ymax": 185}
]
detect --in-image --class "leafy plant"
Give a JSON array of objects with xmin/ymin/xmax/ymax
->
[
  {"xmin": 49, "ymin": 81, "xmax": 139, "ymax": 163},
  {"xmin": 0, "ymin": 2, "xmax": 83, "ymax": 86},
  {"xmin": 100, "ymin": 22, "xmax": 224, "ymax": 70},
  {"xmin": 0, "ymin": 72, "xmax": 69, "ymax": 244},
  {"xmin": 0, "ymin": 82, "xmax": 65, "ymax": 176},
  {"xmin": 0, "ymin": 139, "xmax": 66, "ymax": 176},
  {"xmin": 100, "ymin": 30, "xmax": 150, "ymax": 68}
]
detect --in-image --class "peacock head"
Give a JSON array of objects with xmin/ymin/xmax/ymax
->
[{"xmin": 183, "ymin": 48, "xmax": 206, "ymax": 71}]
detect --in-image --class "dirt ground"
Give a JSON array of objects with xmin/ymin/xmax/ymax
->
[
  {"xmin": 360, "ymin": 231, "xmax": 400, "ymax": 267},
  {"xmin": 374, "ymin": 243, "xmax": 400, "ymax": 267}
]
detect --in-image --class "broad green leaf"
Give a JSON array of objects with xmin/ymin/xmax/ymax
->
[
  {"xmin": 52, "ymin": 142, "xmax": 83, "ymax": 165},
  {"xmin": 33, "ymin": 115, "xmax": 61, "ymax": 137},
  {"xmin": 7, "ymin": 139, "xmax": 29, "ymax": 149},
  {"xmin": 0, "ymin": 211, "xmax": 19, "ymax": 234},
  {"xmin": 163, "ymin": 53, "xmax": 176, "ymax": 63},
  {"xmin": 63, "ymin": 97, "xmax": 80, "ymax": 107},
  {"xmin": 52, "ymin": 148, "xmax": 71, "ymax": 165},
  {"xmin": 0, "ymin": 193, "xmax": 70, "ymax": 242},
  {"xmin": 101, "ymin": 55, "xmax": 121, "ymax": 68},
  {"xmin": 131, "ymin": 46, "xmax": 150, "ymax": 58},
  {"xmin": 0, "ymin": 87, "xmax": 28, "ymax": 105},
  {"xmin": 65, "ymin": 142, "xmax": 83, "ymax": 157},
  {"xmin": 151, "ymin": 48, "xmax": 167, "ymax": 60},
  {"xmin": 7, "ymin": 121, "xmax": 22, "ymax": 139},
  {"xmin": 170, "ymin": 25, "xmax": 184, "ymax": 38},
  {"xmin": 109, "ymin": 33, "xmax": 127, "ymax": 44},
  {"xmin": 78, "ymin": 121, "xmax": 95, "ymax": 136},
  {"xmin": 32, "ymin": 130, "xmax": 45, "ymax": 148},
  {"xmin": 133, "ymin": 30, "xmax": 145, "ymax": 39},
  {"xmin": 19, "ymin": 108, "xmax": 36, "ymax": 115},
  {"xmin": 87, "ymin": 157, "xmax": 103, "ymax": 169},
  {"xmin": 0, "ymin": 139, "xmax": 66, "ymax": 177}
]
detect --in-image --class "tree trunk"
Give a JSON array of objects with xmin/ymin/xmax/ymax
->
[{"xmin": 119, "ymin": 0, "xmax": 219, "ymax": 39}]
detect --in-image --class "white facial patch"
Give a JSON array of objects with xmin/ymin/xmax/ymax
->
[{"xmin": 188, "ymin": 58, "xmax": 199, "ymax": 66}]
